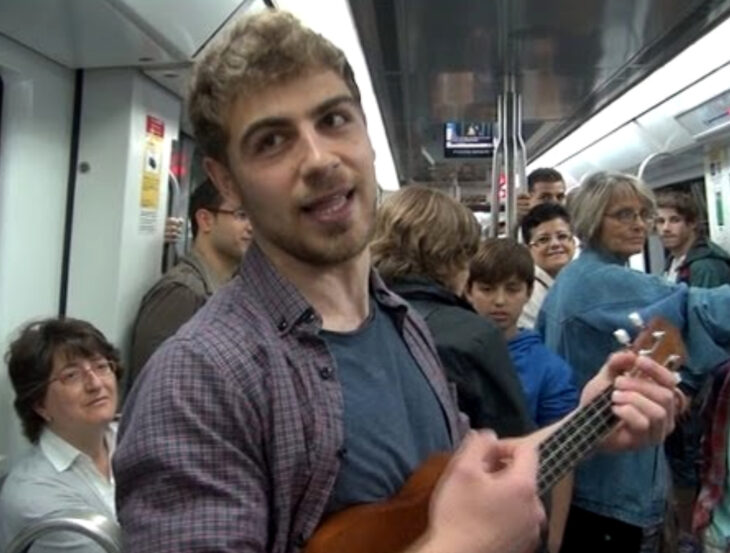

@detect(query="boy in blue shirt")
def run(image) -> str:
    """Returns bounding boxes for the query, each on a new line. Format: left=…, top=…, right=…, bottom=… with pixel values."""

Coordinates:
left=466, top=237, right=579, bottom=426
left=466, top=236, right=579, bottom=553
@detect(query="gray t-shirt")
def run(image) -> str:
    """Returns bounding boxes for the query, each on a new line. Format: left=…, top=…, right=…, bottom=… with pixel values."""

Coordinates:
left=322, top=300, right=451, bottom=514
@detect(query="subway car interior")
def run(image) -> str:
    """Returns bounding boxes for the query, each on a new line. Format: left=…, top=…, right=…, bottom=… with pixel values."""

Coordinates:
left=2, top=0, right=730, bottom=551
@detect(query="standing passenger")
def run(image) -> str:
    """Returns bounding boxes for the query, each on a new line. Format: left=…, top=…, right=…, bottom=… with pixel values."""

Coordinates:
left=370, top=186, right=533, bottom=437
left=539, top=171, right=730, bottom=553
left=466, top=237, right=578, bottom=553
left=0, top=318, right=121, bottom=552
left=656, top=190, right=730, bottom=287
left=516, top=168, right=568, bottom=221
left=519, top=203, right=575, bottom=328
left=655, top=189, right=730, bottom=551
left=114, top=12, right=682, bottom=553
left=127, top=178, right=252, bottom=389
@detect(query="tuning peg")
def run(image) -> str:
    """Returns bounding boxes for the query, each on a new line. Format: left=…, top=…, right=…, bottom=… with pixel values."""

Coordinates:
left=628, top=312, right=645, bottom=329
left=664, top=354, right=682, bottom=372
left=613, top=328, right=631, bottom=347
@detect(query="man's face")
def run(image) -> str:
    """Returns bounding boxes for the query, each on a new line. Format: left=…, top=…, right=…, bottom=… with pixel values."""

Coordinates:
left=208, top=199, right=253, bottom=263
left=529, top=180, right=566, bottom=208
left=656, top=207, right=695, bottom=253
left=207, top=69, right=377, bottom=268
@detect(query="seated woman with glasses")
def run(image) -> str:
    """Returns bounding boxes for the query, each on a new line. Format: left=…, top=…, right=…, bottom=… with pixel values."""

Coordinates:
left=519, top=203, right=576, bottom=328
left=537, top=171, right=730, bottom=553
left=0, top=318, right=120, bottom=552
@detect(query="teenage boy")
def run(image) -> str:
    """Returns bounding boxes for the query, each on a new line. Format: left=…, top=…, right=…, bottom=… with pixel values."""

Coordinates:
left=467, top=237, right=579, bottom=553
left=466, top=237, right=578, bottom=428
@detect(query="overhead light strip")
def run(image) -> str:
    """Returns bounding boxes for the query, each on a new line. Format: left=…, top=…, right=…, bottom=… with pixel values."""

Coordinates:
left=528, top=16, right=730, bottom=172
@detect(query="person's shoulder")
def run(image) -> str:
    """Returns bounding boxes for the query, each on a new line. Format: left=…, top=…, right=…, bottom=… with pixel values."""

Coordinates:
left=138, top=260, right=207, bottom=310
left=428, top=308, right=507, bottom=364
left=160, top=256, right=210, bottom=294
left=136, top=277, right=284, bottom=391
left=430, top=302, right=500, bottom=340
left=0, top=449, right=77, bottom=514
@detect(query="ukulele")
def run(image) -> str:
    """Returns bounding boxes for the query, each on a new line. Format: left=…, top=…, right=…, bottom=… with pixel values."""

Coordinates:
left=303, top=316, right=685, bottom=553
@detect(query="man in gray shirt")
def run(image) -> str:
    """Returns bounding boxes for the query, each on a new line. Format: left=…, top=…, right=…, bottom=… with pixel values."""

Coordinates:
left=127, top=178, right=252, bottom=389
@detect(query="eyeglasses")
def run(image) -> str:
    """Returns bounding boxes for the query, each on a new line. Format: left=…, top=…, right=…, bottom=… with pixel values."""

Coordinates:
left=529, top=232, right=574, bottom=248
left=209, top=208, right=248, bottom=221
left=605, top=208, right=655, bottom=225
left=48, top=359, right=116, bottom=388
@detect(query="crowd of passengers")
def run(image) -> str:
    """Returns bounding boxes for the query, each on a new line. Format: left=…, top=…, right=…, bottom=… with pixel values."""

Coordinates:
left=1, top=10, right=730, bottom=553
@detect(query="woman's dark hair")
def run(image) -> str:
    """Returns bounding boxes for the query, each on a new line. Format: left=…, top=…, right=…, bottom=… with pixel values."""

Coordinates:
left=5, top=317, right=122, bottom=443
left=521, top=203, right=572, bottom=245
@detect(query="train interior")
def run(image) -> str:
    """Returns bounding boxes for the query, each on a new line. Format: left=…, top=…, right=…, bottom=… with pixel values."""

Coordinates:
left=1, top=0, right=730, bottom=507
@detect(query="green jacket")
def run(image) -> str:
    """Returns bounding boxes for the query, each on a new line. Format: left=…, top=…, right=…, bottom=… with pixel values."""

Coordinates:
left=666, top=237, right=730, bottom=288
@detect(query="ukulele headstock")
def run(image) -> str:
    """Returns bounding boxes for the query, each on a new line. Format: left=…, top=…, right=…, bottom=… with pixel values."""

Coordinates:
left=614, top=313, right=686, bottom=371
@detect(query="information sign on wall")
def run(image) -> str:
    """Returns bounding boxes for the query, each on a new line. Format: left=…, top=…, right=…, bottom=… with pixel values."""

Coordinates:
left=140, top=115, right=165, bottom=233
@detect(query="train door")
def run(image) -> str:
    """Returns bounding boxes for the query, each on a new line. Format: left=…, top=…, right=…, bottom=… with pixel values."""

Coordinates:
left=0, top=35, right=76, bottom=471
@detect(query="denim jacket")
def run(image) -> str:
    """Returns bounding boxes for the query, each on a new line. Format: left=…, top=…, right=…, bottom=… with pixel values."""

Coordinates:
left=537, top=248, right=730, bottom=527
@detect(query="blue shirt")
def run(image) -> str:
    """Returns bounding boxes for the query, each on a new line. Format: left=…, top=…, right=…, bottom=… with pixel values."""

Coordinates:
left=538, top=247, right=730, bottom=527
left=322, top=300, right=452, bottom=514
left=507, top=329, right=579, bottom=427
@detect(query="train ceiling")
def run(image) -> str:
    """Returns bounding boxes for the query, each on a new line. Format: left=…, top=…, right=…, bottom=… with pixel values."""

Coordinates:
left=349, top=0, right=730, bottom=196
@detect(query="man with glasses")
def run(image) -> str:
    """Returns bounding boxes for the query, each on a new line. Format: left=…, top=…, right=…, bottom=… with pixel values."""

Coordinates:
left=519, top=203, right=576, bottom=328
left=127, top=178, right=253, bottom=390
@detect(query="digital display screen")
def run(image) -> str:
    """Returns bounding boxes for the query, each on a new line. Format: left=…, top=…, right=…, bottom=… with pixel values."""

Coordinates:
left=444, top=122, right=494, bottom=158
left=676, top=88, right=730, bottom=138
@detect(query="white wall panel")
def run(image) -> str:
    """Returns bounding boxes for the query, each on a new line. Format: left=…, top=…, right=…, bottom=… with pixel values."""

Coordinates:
left=67, top=69, right=180, bottom=357
left=0, top=35, right=74, bottom=470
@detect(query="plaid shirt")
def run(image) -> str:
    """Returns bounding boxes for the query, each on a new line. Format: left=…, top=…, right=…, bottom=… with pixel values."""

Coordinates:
left=693, top=361, right=730, bottom=534
left=115, top=243, right=462, bottom=553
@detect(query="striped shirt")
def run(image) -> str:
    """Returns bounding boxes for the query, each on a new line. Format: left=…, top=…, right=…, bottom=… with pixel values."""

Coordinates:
left=114, top=243, right=462, bottom=553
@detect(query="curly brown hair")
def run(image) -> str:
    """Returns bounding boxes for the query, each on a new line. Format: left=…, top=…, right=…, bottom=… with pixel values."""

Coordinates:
left=188, top=10, right=362, bottom=164
left=371, top=186, right=481, bottom=288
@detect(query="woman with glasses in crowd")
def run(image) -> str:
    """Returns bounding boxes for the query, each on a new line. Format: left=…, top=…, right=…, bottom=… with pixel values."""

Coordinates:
left=0, top=318, right=120, bottom=552
left=538, top=171, right=730, bottom=553
left=519, top=203, right=576, bottom=329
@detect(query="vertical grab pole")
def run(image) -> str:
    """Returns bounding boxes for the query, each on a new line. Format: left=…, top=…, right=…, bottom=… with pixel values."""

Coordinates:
left=513, top=90, right=527, bottom=239
left=490, top=95, right=503, bottom=237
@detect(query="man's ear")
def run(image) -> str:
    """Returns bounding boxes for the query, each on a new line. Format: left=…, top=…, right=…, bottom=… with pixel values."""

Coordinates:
left=204, top=157, right=240, bottom=204
left=195, top=207, right=215, bottom=235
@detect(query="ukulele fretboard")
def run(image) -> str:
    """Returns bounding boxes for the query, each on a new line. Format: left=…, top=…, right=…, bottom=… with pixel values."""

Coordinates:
left=537, top=385, right=618, bottom=495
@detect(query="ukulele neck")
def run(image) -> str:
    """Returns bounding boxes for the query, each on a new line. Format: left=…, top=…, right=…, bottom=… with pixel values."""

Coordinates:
left=537, top=385, right=617, bottom=495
